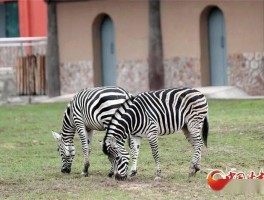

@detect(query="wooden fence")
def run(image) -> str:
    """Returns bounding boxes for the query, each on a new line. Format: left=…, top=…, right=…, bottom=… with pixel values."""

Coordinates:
left=16, top=55, right=46, bottom=95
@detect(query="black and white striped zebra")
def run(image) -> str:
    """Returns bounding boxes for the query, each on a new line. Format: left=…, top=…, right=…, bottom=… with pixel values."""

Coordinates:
left=103, top=87, right=209, bottom=180
left=52, top=86, right=133, bottom=176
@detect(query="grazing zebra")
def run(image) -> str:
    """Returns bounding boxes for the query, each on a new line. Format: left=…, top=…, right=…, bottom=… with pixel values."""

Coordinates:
left=52, top=86, right=133, bottom=176
left=103, top=87, right=209, bottom=180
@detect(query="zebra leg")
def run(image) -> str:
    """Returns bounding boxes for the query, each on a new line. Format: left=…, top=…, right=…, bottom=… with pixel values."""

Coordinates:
left=148, top=134, right=161, bottom=179
left=182, top=124, right=192, bottom=144
left=76, top=126, right=90, bottom=177
left=87, top=129, right=94, bottom=155
left=129, top=136, right=142, bottom=177
left=108, top=167, right=114, bottom=178
left=186, top=120, right=204, bottom=177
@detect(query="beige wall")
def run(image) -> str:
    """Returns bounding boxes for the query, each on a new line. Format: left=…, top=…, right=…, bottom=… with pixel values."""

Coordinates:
left=162, top=0, right=264, bottom=59
left=57, top=2, right=91, bottom=62
left=57, top=0, right=264, bottom=62
left=162, top=1, right=202, bottom=58
left=57, top=0, right=148, bottom=63
left=222, top=1, right=264, bottom=54
left=56, top=0, right=264, bottom=94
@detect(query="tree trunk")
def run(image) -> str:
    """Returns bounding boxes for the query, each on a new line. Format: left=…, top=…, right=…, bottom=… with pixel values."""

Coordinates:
left=148, top=0, right=164, bottom=91
left=46, top=2, right=60, bottom=97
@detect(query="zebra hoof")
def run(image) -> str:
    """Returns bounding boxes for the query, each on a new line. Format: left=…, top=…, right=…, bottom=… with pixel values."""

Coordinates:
left=81, top=172, right=88, bottom=177
left=188, top=164, right=200, bottom=177
left=129, top=170, right=137, bottom=177
left=61, top=168, right=71, bottom=174
left=154, top=176, right=161, bottom=181
left=108, top=171, right=114, bottom=178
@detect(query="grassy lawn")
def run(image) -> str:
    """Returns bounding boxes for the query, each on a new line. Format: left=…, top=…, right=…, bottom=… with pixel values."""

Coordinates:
left=0, top=100, right=263, bottom=199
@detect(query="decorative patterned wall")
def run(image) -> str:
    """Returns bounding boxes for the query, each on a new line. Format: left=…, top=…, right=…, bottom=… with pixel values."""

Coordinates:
left=228, top=52, right=264, bottom=95
left=59, top=53, right=264, bottom=96
left=0, top=68, right=16, bottom=101
left=0, top=45, right=46, bottom=69
left=60, top=60, right=94, bottom=95
left=116, top=57, right=201, bottom=95
left=164, top=57, right=201, bottom=89
left=117, top=59, right=149, bottom=95
left=1, top=46, right=263, bottom=97
left=116, top=54, right=264, bottom=96
left=0, top=47, right=20, bottom=68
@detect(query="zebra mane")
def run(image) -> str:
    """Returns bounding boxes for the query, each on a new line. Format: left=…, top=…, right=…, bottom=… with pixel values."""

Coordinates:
left=117, top=86, right=134, bottom=101
left=61, top=100, right=75, bottom=134
left=111, top=97, right=134, bottom=125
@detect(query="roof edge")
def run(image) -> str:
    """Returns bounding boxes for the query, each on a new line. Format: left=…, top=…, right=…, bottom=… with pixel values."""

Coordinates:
left=45, top=0, right=91, bottom=3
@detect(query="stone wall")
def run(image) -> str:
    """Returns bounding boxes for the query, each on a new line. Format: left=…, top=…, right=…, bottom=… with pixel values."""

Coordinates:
left=0, top=47, right=21, bottom=69
left=0, top=44, right=47, bottom=102
left=117, top=54, right=264, bottom=96
left=0, top=45, right=46, bottom=69
left=0, top=47, right=19, bottom=101
left=116, top=57, right=201, bottom=95
left=0, top=68, right=17, bottom=101
left=60, top=60, right=94, bottom=95
left=228, top=52, right=264, bottom=95
left=164, top=56, right=201, bottom=89
left=58, top=53, right=264, bottom=96
left=117, top=59, right=149, bottom=95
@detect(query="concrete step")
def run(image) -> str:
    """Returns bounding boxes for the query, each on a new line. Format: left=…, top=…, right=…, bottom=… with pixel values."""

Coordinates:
left=195, top=86, right=262, bottom=99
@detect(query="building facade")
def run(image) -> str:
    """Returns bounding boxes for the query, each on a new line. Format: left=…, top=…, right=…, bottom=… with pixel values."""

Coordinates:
left=56, top=0, right=264, bottom=95
left=0, top=0, right=47, bottom=38
left=0, top=0, right=47, bottom=101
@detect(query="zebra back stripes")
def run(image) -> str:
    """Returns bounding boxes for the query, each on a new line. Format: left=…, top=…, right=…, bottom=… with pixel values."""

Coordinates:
left=52, top=86, right=133, bottom=176
left=103, top=87, right=209, bottom=180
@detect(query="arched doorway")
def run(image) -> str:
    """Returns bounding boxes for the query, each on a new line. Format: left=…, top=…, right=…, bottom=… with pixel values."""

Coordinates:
left=208, top=7, right=227, bottom=86
left=200, top=6, right=227, bottom=86
left=100, top=16, right=116, bottom=86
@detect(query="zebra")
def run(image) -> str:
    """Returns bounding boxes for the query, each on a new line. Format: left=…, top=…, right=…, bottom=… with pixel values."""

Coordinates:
left=52, top=86, right=133, bottom=177
left=103, top=87, right=209, bottom=180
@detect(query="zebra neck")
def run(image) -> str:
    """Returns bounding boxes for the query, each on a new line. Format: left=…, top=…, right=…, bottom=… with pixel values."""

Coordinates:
left=62, top=103, right=76, bottom=133
left=114, top=99, right=135, bottom=135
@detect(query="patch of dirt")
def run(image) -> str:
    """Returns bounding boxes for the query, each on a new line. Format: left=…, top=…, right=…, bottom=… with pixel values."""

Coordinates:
left=42, top=165, right=58, bottom=171
left=50, top=183, right=77, bottom=191
left=1, top=143, right=16, bottom=149
left=17, top=140, right=46, bottom=147
left=119, top=181, right=151, bottom=191
left=0, top=179, right=26, bottom=199
left=207, top=146, right=237, bottom=154
left=0, top=179, right=24, bottom=186
left=116, top=176, right=209, bottom=199
left=118, top=177, right=174, bottom=193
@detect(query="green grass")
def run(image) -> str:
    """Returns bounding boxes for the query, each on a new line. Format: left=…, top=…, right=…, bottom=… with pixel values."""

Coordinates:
left=0, top=100, right=264, bottom=199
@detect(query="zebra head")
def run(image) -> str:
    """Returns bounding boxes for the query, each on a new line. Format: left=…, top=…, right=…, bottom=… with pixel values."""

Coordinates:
left=103, top=136, right=130, bottom=180
left=52, top=131, right=75, bottom=174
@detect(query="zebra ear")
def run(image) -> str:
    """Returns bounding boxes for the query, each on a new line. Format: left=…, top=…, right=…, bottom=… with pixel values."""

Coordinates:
left=52, top=131, right=61, bottom=141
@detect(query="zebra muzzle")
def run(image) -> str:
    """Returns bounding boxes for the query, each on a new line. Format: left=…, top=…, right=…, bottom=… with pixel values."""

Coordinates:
left=61, top=167, right=71, bottom=174
left=115, top=173, right=127, bottom=181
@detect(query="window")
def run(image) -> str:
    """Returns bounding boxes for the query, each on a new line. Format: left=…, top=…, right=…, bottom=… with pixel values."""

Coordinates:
left=0, top=1, right=19, bottom=38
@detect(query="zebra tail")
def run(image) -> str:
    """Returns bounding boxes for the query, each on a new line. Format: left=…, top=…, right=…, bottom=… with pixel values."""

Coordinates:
left=202, top=116, right=209, bottom=147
